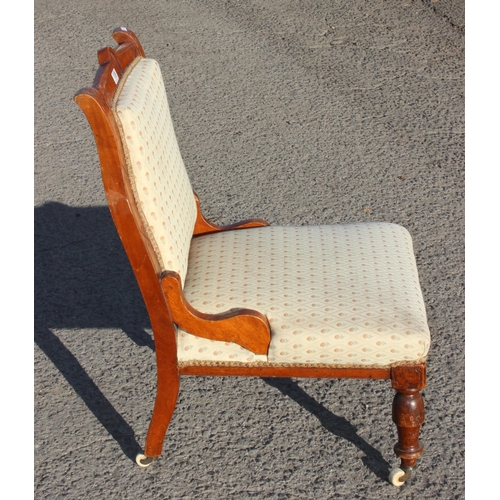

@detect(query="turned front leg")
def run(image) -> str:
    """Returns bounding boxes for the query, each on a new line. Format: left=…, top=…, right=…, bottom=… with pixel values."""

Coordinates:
left=392, top=388, right=425, bottom=468
left=391, top=364, right=426, bottom=471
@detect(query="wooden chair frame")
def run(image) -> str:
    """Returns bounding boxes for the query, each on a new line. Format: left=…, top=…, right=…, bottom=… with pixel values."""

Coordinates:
left=74, top=28, right=426, bottom=485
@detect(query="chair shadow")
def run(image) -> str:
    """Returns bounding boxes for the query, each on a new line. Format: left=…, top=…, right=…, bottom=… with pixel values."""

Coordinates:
left=35, top=326, right=141, bottom=461
left=262, top=378, right=391, bottom=482
left=34, top=202, right=154, bottom=462
left=34, top=202, right=152, bottom=340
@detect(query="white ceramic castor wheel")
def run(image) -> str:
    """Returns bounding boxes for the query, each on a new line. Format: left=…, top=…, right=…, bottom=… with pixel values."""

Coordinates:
left=389, top=467, right=411, bottom=486
left=136, top=453, right=156, bottom=468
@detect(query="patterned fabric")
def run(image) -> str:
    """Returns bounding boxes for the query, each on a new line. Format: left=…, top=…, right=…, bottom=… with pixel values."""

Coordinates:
left=111, top=58, right=429, bottom=367
left=177, top=224, right=430, bottom=366
left=114, top=58, right=197, bottom=283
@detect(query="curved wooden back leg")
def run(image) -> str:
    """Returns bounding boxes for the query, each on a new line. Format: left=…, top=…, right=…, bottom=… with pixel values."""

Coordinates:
left=143, top=366, right=180, bottom=460
left=141, top=318, right=181, bottom=461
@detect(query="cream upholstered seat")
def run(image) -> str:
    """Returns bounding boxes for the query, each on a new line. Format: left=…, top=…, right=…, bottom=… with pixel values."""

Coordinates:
left=75, top=28, right=430, bottom=485
left=180, top=224, right=430, bottom=366
left=114, top=57, right=430, bottom=368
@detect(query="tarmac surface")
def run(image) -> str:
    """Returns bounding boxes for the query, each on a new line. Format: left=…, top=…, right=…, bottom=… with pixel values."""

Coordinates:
left=35, top=1, right=464, bottom=498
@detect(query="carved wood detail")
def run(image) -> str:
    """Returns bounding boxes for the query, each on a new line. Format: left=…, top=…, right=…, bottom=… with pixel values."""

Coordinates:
left=391, top=364, right=426, bottom=468
left=161, top=271, right=271, bottom=355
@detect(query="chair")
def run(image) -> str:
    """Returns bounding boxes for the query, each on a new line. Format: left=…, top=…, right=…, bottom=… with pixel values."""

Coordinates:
left=74, top=28, right=430, bottom=486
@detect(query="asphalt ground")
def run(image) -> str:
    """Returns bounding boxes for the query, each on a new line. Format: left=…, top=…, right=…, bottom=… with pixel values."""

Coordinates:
left=34, top=1, right=465, bottom=498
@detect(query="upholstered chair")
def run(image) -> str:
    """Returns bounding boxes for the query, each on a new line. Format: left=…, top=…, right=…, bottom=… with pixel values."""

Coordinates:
left=75, top=28, right=430, bottom=487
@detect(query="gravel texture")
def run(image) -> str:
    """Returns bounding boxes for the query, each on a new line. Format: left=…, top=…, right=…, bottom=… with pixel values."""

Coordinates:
left=35, top=0, right=464, bottom=498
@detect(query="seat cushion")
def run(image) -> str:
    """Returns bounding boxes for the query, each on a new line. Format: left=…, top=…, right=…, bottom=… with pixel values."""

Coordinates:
left=177, top=223, right=430, bottom=367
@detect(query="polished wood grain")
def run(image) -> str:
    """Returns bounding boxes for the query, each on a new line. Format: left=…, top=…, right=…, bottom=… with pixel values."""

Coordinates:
left=161, top=271, right=270, bottom=355
left=391, top=363, right=426, bottom=468
left=75, top=27, right=178, bottom=458
left=193, top=192, right=269, bottom=236
left=180, top=364, right=391, bottom=379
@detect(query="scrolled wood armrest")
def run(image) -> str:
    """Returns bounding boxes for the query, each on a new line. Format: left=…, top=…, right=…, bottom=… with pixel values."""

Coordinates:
left=161, top=271, right=271, bottom=355
left=193, top=192, right=269, bottom=236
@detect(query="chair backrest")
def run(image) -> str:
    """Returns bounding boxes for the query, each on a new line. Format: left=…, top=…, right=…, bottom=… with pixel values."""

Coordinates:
left=74, top=28, right=183, bottom=359
left=113, top=58, right=197, bottom=283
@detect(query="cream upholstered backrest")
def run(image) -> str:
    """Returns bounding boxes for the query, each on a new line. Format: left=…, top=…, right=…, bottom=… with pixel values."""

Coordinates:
left=113, top=58, right=197, bottom=284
